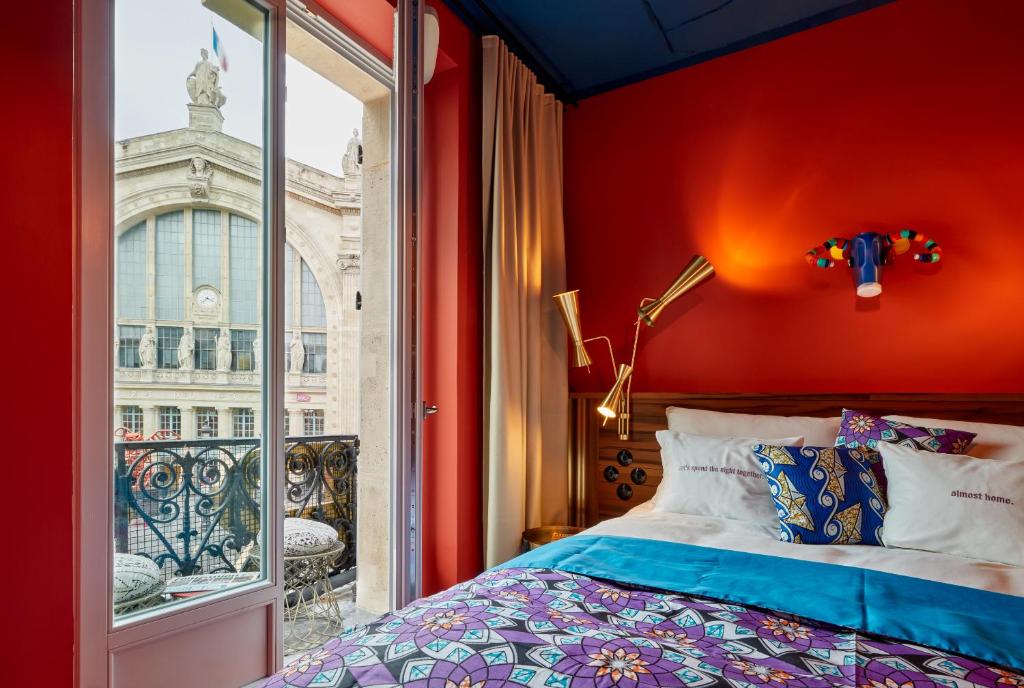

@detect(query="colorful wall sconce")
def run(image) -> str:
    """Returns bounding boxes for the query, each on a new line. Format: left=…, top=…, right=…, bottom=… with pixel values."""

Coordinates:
left=553, top=255, right=715, bottom=440
left=805, top=229, right=941, bottom=297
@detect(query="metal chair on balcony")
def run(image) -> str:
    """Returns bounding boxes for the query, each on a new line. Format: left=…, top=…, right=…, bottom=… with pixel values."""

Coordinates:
left=281, top=517, right=346, bottom=653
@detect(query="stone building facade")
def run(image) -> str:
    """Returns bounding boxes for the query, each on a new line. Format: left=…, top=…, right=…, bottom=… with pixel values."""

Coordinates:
left=113, top=51, right=361, bottom=441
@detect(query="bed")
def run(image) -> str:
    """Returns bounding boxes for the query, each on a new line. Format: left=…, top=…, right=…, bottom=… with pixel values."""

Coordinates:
left=264, top=393, right=1024, bottom=687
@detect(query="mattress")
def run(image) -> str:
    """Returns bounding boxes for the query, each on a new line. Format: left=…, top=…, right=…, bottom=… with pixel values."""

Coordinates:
left=262, top=503, right=1024, bottom=687
left=587, top=500, right=1024, bottom=597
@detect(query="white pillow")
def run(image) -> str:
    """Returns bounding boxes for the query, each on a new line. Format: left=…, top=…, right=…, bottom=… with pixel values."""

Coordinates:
left=880, top=442, right=1024, bottom=567
left=666, top=406, right=839, bottom=446
left=653, top=430, right=803, bottom=527
left=884, top=414, right=1024, bottom=461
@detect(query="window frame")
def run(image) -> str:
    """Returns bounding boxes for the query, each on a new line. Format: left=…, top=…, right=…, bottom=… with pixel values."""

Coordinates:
left=302, top=408, right=324, bottom=436
left=156, top=406, right=181, bottom=435
left=231, top=328, right=258, bottom=371
left=75, top=0, right=412, bottom=682
left=154, top=210, right=186, bottom=321
left=155, top=325, right=183, bottom=369
left=76, top=0, right=290, bottom=681
left=192, top=209, right=223, bottom=289
left=195, top=406, right=219, bottom=438
left=233, top=407, right=257, bottom=438
left=116, top=325, right=144, bottom=368
left=300, top=331, right=327, bottom=373
left=194, top=327, right=219, bottom=370
left=120, top=405, right=144, bottom=434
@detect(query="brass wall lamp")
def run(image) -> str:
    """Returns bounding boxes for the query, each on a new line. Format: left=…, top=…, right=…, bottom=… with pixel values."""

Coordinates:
left=554, top=255, right=715, bottom=439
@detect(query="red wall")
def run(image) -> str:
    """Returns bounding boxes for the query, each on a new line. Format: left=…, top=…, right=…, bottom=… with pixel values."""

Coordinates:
left=564, top=0, right=1024, bottom=395
left=421, top=1, right=484, bottom=595
left=0, top=3, right=75, bottom=686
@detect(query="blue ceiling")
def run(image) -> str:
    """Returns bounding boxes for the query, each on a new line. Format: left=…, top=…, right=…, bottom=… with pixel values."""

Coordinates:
left=442, top=0, right=892, bottom=102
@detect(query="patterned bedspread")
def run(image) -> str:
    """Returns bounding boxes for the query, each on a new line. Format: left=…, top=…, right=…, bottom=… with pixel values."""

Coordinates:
left=263, top=567, right=1023, bottom=688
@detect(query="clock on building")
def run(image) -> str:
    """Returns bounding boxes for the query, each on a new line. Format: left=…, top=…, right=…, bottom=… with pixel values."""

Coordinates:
left=194, top=286, right=220, bottom=313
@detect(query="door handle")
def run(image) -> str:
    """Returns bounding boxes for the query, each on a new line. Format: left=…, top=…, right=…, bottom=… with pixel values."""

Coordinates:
left=422, top=403, right=439, bottom=417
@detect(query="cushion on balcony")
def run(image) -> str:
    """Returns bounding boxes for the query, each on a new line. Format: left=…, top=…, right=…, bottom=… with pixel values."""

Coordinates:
left=283, top=517, right=341, bottom=557
left=113, top=553, right=164, bottom=603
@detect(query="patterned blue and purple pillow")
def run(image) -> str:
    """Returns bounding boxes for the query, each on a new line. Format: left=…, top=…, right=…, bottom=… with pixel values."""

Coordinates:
left=835, top=409, right=976, bottom=454
left=753, top=444, right=886, bottom=546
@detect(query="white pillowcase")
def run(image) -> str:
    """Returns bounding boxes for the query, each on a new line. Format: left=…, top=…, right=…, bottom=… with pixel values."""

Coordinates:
left=666, top=406, right=839, bottom=446
left=653, top=430, right=802, bottom=528
left=880, top=442, right=1024, bottom=567
left=884, top=414, right=1024, bottom=461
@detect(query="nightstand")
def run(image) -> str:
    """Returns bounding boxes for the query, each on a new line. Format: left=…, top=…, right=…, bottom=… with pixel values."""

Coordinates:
left=522, top=525, right=584, bottom=551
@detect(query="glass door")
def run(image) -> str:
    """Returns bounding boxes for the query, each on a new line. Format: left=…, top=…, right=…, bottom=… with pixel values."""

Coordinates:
left=80, top=0, right=417, bottom=682
left=113, top=0, right=272, bottom=622
left=112, top=0, right=272, bottom=625
left=279, top=10, right=395, bottom=653
left=81, top=0, right=286, bottom=685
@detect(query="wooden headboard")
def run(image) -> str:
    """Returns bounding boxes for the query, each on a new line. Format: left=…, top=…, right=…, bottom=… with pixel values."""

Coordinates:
left=568, top=392, right=1024, bottom=527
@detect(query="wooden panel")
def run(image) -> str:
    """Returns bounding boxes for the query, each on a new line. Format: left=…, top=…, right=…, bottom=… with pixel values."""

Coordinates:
left=112, top=604, right=271, bottom=688
left=569, top=393, right=1024, bottom=528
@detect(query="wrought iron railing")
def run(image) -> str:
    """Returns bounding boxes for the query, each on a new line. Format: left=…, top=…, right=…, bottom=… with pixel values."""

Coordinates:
left=114, top=435, right=358, bottom=580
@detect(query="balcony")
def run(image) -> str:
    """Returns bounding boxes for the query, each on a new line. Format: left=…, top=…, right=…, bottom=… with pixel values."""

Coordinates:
left=113, top=434, right=359, bottom=615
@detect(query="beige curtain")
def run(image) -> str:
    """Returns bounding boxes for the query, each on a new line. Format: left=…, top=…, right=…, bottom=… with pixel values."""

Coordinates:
left=482, top=36, right=568, bottom=567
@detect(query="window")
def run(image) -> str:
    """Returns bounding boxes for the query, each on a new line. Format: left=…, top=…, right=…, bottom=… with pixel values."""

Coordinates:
left=155, top=211, right=185, bottom=320
left=158, top=406, right=181, bottom=435
left=285, top=243, right=294, bottom=327
left=196, top=407, right=218, bottom=438
left=194, top=328, right=219, bottom=370
left=117, top=223, right=147, bottom=319
left=231, top=329, right=256, bottom=371
left=120, top=406, right=143, bottom=434
left=232, top=408, right=255, bottom=438
left=302, top=409, right=324, bottom=436
left=156, top=326, right=183, bottom=369
left=300, top=260, right=326, bottom=327
left=302, top=332, right=327, bottom=373
left=117, top=325, right=144, bottom=368
left=107, top=0, right=271, bottom=631
left=229, top=214, right=259, bottom=324
left=192, top=209, right=221, bottom=289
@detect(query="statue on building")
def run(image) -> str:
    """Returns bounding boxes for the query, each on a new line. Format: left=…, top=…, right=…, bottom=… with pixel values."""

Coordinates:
left=186, top=48, right=227, bottom=110
left=177, top=327, right=195, bottom=371
left=342, top=128, right=362, bottom=177
left=187, top=157, right=213, bottom=199
left=252, top=334, right=262, bottom=373
left=289, top=331, right=305, bottom=374
left=139, top=326, right=157, bottom=369
left=216, top=328, right=232, bottom=371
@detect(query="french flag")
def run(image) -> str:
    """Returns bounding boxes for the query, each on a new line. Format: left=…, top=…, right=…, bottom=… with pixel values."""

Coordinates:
left=212, top=27, right=229, bottom=72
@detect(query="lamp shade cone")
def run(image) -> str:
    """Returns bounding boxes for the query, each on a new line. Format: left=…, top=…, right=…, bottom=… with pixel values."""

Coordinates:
left=553, top=289, right=593, bottom=368
left=637, top=255, right=715, bottom=326
left=597, top=364, right=633, bottom=418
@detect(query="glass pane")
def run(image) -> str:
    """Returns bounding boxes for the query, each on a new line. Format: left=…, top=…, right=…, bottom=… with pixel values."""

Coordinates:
left=280, top=17, right=391, bottom=645
left=113, top=0, right=268, bottom=622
